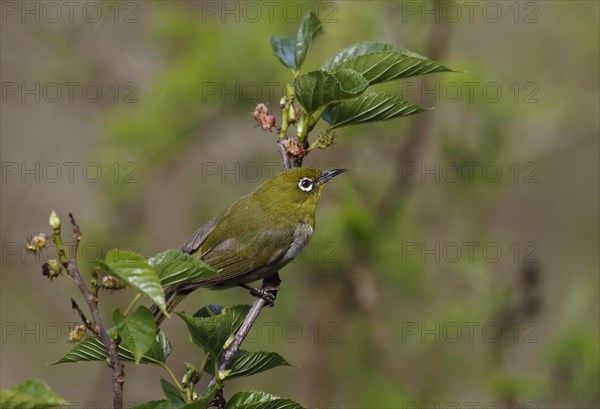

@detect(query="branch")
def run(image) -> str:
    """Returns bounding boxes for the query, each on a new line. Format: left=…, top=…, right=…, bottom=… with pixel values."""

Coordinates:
left=209, top=273, right=281, bottom=392
left=277, top=142, right=292, bottom=170
left=62, top=214, right=125, bottom=409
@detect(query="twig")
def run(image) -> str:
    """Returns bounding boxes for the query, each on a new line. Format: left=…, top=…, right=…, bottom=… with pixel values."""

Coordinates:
left=209, top=273, right=281, bottom=393
left=63, top=213, right=125, bottom=409
left=70, top=298, right=96, bottom=335
left=277, top=142, right=292, bottom=170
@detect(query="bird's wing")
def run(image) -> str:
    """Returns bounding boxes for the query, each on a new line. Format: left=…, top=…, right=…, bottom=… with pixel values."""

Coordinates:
left=180, top=217, right=218, bottom=254
left=197, top=227, right=296, bottom=286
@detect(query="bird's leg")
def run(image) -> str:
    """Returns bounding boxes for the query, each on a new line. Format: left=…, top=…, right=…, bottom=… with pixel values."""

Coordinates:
left=240, top=272, right=281, bottom=306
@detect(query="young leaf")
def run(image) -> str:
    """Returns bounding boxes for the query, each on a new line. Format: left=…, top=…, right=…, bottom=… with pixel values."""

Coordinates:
left=160, top=378, right=185, bottom=408
left=177, top=312, right=235, bottom=359
left=323, top=92, right=427, bottom=129
left=148, top=249, right=219, bottom=287
left=178, top=304, right=251, bottom=359
left=115, top=306, right=157, bottom=364
left=204, top=350, right=291, bottom=380
left=0, top=379, right=66, bottom=409
left=53, top=330, right=171, bottom=365
left=270, top=11, right=323, bottom=71
left=294, top=11, right=323, bottom=69
left=270, top=36, right=297, bottom=70
left=225, top=391, right=305, bottom=409
left=180, top=383, right=218, bottom=409
left=102, top=249, right=167, bottom=314
left=293, top=69, right=368, bottom=113
left=323, top=41, right=453, bottom=84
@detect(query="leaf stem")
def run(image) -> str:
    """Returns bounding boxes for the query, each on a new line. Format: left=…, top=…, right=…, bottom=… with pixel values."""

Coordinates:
left=123, top=293, right=142, bottom=317
left=160, top=362, right=185, bottom=392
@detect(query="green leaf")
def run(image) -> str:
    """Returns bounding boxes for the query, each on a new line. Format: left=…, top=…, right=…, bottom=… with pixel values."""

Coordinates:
left=178, top=312, right=234, bottom=359
left=270, top=11, right=323, bottom=71
left=270, top=36, right=297, bottom=70
left=114, top=306, right=157, bottom=364
left=53, top=330, right=171, bottom=365
left=293, top=69, right=368, bottom=113
left=179, top=304, right=251, bottom=359
left=294, top=11, right=323, bottom=69
left=102, top=249, right=167, bottom=314
left=180, top=383, right=218, bottom=409
left=205, top=350, right=291, bottom=380
left=224, top=304, right=252, bottom=333
left=225, top=391, right=305, bottom=409
left=323, top=92, right=427, bottom=129
left=0, top=379, right=66, bottom=408
left=148, top=249, right=219, bottom=287
left=161, top=378, right=185, bottom=408
left=322, top=41, right=453, bottom=84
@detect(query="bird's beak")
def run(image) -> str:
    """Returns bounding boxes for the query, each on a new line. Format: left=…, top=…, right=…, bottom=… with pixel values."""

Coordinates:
left=315, top=168, right=347, bottom=185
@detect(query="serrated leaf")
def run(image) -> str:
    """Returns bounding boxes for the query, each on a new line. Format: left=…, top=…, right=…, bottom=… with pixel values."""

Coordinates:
left=115, top=306, right=156, bottom=364
left=225, top=391, right=305, bottom=409
left=148, top=249, right=219, bottom=287
left=323, top=41, right=453, bottom=84
left=0, top=379, right=66, bottom=408
left=102, top=249, right=167, bottom=314
left=161, top=378, right=184, bottom=407
left=53, top=330, right=171, bottom=365
left=323, top=92, right=427, bottom=129
left=270, top=11, right=323, bottom=71
left=294, top=11, right=323, bottom=69
left=178, top=305, right=251, bottom=358
left=178, top=312, right=234, bottom=358
left=293, top=69, right=368, bottom=113
left=322, top=41, right=411, bottom=70
left=204, top=350, right=291, bottom=380
left=180, top=383, right=218, bottom=409
left=225, top=304, right=252, bottom=333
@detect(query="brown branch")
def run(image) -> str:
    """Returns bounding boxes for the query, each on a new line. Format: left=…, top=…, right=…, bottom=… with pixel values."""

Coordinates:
left=209, top=273, right=281, bottom=395
left=64, top=213, right=125, bottom=409
left=70, top=298, right=96, bottom=335
left=277, top=142, right=292, bottom=170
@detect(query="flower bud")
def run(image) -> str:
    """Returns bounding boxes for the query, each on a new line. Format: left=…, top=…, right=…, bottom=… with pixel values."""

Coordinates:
left=252, top=103, right=276, bottom=131
left=281, top=138, right=306, bottom=158
left=101, top=275, right=126, bottom=290
left=42, top=259, right=63, bottom=280
left=68, top=324, right=87, bottom=343
left=25, top=233, right=47, bottom=253
left=314, top=130, right=337, bottom=150
left=49, top=210, right=61, bottom=230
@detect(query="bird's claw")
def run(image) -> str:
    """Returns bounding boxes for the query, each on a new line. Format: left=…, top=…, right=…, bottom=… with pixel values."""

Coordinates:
left=248, top=286, right=279, bottom=306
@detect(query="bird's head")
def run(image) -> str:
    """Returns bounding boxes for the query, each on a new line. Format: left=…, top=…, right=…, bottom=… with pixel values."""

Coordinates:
left=258, top=168, right=346, bottom=210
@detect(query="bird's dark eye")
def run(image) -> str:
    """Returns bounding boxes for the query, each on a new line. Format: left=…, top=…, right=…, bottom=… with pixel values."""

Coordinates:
left=298, top=177, right=313, bottom=192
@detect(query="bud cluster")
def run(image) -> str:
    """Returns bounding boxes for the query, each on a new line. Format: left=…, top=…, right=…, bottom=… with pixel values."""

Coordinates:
left=281, top=138, right=306, bottom=158
left=252, top=103, right=276, bottom=131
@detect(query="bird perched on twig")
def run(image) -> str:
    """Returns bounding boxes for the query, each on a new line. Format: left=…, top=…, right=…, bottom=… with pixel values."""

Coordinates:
left=152, top=167, right=345, bottom=325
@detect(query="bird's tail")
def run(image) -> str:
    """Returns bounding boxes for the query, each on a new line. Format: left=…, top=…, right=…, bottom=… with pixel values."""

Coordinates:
left=151, top=287, right=188, bottom=327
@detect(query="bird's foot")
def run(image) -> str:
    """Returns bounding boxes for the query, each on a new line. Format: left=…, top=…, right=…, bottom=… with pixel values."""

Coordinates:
left=241, top=273, right=281, bottom=307
left=247, top=285, right=279, bottom=306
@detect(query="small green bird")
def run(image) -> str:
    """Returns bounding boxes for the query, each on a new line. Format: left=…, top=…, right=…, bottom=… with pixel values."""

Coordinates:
left=153, top=167, right=345, bottom=325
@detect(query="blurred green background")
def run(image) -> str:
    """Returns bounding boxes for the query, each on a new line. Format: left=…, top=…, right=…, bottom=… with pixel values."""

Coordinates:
left=1, top=1, right=598, bottom=408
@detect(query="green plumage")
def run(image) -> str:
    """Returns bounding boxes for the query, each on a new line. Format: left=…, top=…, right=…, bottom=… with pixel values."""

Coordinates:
left=153, top=167, right=345, bottom=325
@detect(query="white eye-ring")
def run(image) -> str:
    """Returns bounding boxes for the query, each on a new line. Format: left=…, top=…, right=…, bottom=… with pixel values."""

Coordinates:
left=298, top=177, right=313, bottom=192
